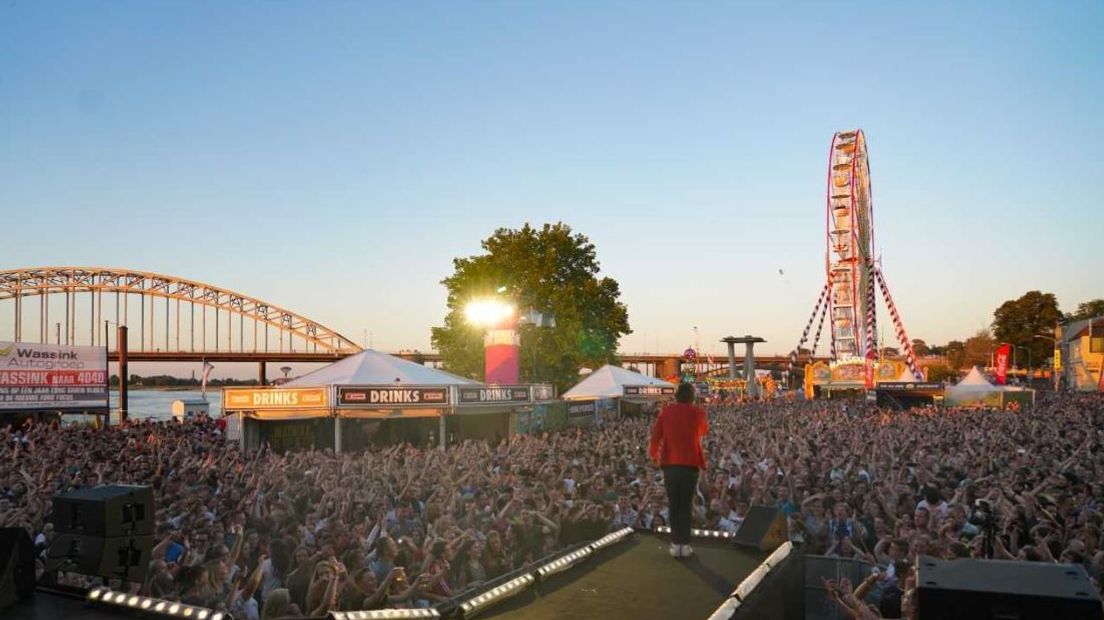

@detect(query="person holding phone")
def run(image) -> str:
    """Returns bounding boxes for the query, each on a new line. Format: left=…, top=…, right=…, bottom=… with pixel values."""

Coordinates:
left=649, top=382, right=708, bottom=558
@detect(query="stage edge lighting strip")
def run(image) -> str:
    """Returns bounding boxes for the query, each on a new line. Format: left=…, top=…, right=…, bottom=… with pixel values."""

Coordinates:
left=87, top=587, right=230, bottom=620
left=330, top=609, right=440, bottom=619
left=588, top=526, right=634, bottom=552
left=458, top=573, right=535, bottom=618
left=535, top=546, right=594, bottom=579
left=653, top=526, right=735, bottom=539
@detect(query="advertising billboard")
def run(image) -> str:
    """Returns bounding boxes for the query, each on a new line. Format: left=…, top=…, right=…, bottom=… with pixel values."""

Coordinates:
left=223, top=387, right=328, bottom=410
left=457, top=385, right=530, bottom=405
left=0, top=342, right=108, bottom=411
left=336, top=386, right=449, bottom=408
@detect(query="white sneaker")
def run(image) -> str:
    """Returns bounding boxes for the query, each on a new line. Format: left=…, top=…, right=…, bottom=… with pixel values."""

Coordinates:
left=669, top=543, right=681, bottom=557
left=680, top=544, right=694, bottom=558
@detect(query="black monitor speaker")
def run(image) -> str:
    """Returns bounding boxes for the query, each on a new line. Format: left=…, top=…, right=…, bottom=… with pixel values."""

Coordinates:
left=917, top=555, right=1103, bottom=620
left=0, top=528, right=34, bottom=610
left=51, top=485, right=154, bottom=537
left=47, top=533, right=151, bottom=582
left=732, top=506, right=788, bottom=551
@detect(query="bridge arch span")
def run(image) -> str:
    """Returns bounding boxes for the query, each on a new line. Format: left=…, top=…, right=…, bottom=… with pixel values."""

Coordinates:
left=0, top=267, right=362, bottom=356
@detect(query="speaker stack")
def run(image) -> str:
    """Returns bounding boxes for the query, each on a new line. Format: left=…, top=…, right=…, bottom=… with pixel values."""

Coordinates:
left=918, top=555, right=1104, bottom=620
left=48, top=485, right=155, bottom=583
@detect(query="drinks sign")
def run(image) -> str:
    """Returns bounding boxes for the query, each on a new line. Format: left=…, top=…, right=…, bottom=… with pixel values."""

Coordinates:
left=337, top=386, right=449, bottom=408
left=0, top=342, right=108, bottom=410
left=622, top=385, right=675, bottom=397
left=567, top=400, right=596, bottom=419
left=223, top=388, right=328, bottom=409
left=458, top=386, right=530, bottom=405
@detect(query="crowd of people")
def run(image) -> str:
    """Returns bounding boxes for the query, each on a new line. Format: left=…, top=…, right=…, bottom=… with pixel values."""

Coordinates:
left=2, top=391, right=1102, bottom=620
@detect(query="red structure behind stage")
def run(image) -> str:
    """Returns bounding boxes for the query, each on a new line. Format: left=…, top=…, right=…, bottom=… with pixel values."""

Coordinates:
left=484, top=328, right=520, bottom=384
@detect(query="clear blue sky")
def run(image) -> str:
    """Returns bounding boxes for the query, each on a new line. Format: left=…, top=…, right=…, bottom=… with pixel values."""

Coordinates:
left=2, top=1, right=1103, bottom=377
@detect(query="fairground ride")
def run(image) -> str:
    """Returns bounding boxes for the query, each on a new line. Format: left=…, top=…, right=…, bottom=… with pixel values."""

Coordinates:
left=789, top=130, right=922, bottom=381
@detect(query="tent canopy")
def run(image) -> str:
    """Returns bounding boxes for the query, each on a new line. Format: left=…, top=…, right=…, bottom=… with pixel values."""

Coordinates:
left=286, top=349, right=478, bottom=387
left=949, top=367, right=997, bottom=392
left=562, top=364, right=674, bottom=400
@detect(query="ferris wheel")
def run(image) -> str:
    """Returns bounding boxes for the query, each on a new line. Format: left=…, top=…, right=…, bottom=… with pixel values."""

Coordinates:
left=790, top=130, right=922, bottom=379
left=827, top=130, right=875, bottom=360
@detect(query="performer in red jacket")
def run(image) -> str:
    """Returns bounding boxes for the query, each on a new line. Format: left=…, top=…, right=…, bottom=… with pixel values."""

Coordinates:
left=648, top=382, right=708, bottom=558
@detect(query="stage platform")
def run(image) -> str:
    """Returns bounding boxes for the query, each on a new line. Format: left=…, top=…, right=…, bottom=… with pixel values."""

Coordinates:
left=479, top=534, right=768, bottom=620
left=7, top=534, right=789, bottom=620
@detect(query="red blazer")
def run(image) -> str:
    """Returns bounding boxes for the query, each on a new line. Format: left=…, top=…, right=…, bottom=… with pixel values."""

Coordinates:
left=648, top=402, right=708, bottom=469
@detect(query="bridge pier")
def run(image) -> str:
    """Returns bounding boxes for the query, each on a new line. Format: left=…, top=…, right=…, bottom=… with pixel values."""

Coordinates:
left=117, top=325, right=128, bottom=426
left=258, top=361, right=267, bottom=386
left=721, top=335, right=766, bottom=398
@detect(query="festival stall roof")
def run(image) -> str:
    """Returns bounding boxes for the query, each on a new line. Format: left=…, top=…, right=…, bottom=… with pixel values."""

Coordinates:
left=562, top=364, right=675, bottom=401
left=286, top=349, right=479, bottom=387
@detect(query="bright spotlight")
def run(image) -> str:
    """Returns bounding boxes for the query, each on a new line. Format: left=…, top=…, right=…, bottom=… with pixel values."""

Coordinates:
left=464, top=299, right=516, bottom=327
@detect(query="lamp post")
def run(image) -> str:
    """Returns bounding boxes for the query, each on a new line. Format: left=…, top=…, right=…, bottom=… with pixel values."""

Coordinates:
left=1013, top=345, right=1031, bottom=384
left=1035, top=332, right=1059, bottom=390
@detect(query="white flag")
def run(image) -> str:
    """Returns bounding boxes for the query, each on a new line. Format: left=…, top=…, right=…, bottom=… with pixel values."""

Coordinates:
left=201, top=361, right=215, bottom=399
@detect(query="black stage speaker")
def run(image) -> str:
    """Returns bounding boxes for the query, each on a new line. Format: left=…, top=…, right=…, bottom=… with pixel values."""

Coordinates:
left=52, top=485, right=154, bottom=537
left=917, top=555, right=1103, bottom=620
left=47, top=533, right=151, bottom=582
left=0, top=528, right=35, bottom=610
left=732, top=506, right=787, bottom=551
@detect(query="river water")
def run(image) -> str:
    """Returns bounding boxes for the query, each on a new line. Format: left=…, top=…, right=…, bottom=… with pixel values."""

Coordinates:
left=106, top=389, right=224, bottom=422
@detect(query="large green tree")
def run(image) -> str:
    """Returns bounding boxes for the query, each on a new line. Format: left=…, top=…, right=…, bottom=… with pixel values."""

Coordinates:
left=1067, top=299, right=1104, bottom=322
left=992, top=291, right=1062, bottom=368
left=431, top=223, right=631, bottom=391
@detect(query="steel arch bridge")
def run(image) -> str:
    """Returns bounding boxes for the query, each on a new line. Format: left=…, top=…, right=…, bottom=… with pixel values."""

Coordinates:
left=0, top=267, right=362, bottom=362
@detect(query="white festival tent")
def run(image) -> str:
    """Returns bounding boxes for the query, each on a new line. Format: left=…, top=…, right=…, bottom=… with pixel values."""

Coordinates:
left=286, top=349, right=478, bottom=388
left=945, top=366, right=1035, bottom=407
left=563, top=364, right=674, bottom=401
left=949, top=366, right=997, bottom=392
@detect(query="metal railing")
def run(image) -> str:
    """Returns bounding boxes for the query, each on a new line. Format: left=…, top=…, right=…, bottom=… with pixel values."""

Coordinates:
left=803, top=555, right=875, bottom=620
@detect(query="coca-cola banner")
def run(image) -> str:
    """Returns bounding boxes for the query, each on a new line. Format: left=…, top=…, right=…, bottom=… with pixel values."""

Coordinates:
left=994, top=343, right=1011, bottom=385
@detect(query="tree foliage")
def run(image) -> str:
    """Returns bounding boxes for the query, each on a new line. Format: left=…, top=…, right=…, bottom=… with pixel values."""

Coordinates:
left=911, top=339, right=930, bottom=357
left=992, top=291, right=1062, bottom=368
left=963, top=329, right=995, bottom=369
left=1067, top=299, right=1104, bottom=322
left=431, top=223, right=631, bottom=391
left=944, top=340, right=966, bottom=369
left=924, top=363, right=957, bottom=383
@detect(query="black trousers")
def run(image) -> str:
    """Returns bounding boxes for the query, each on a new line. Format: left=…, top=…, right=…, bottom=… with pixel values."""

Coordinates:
left=663, top=465, right=699, bottom=545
